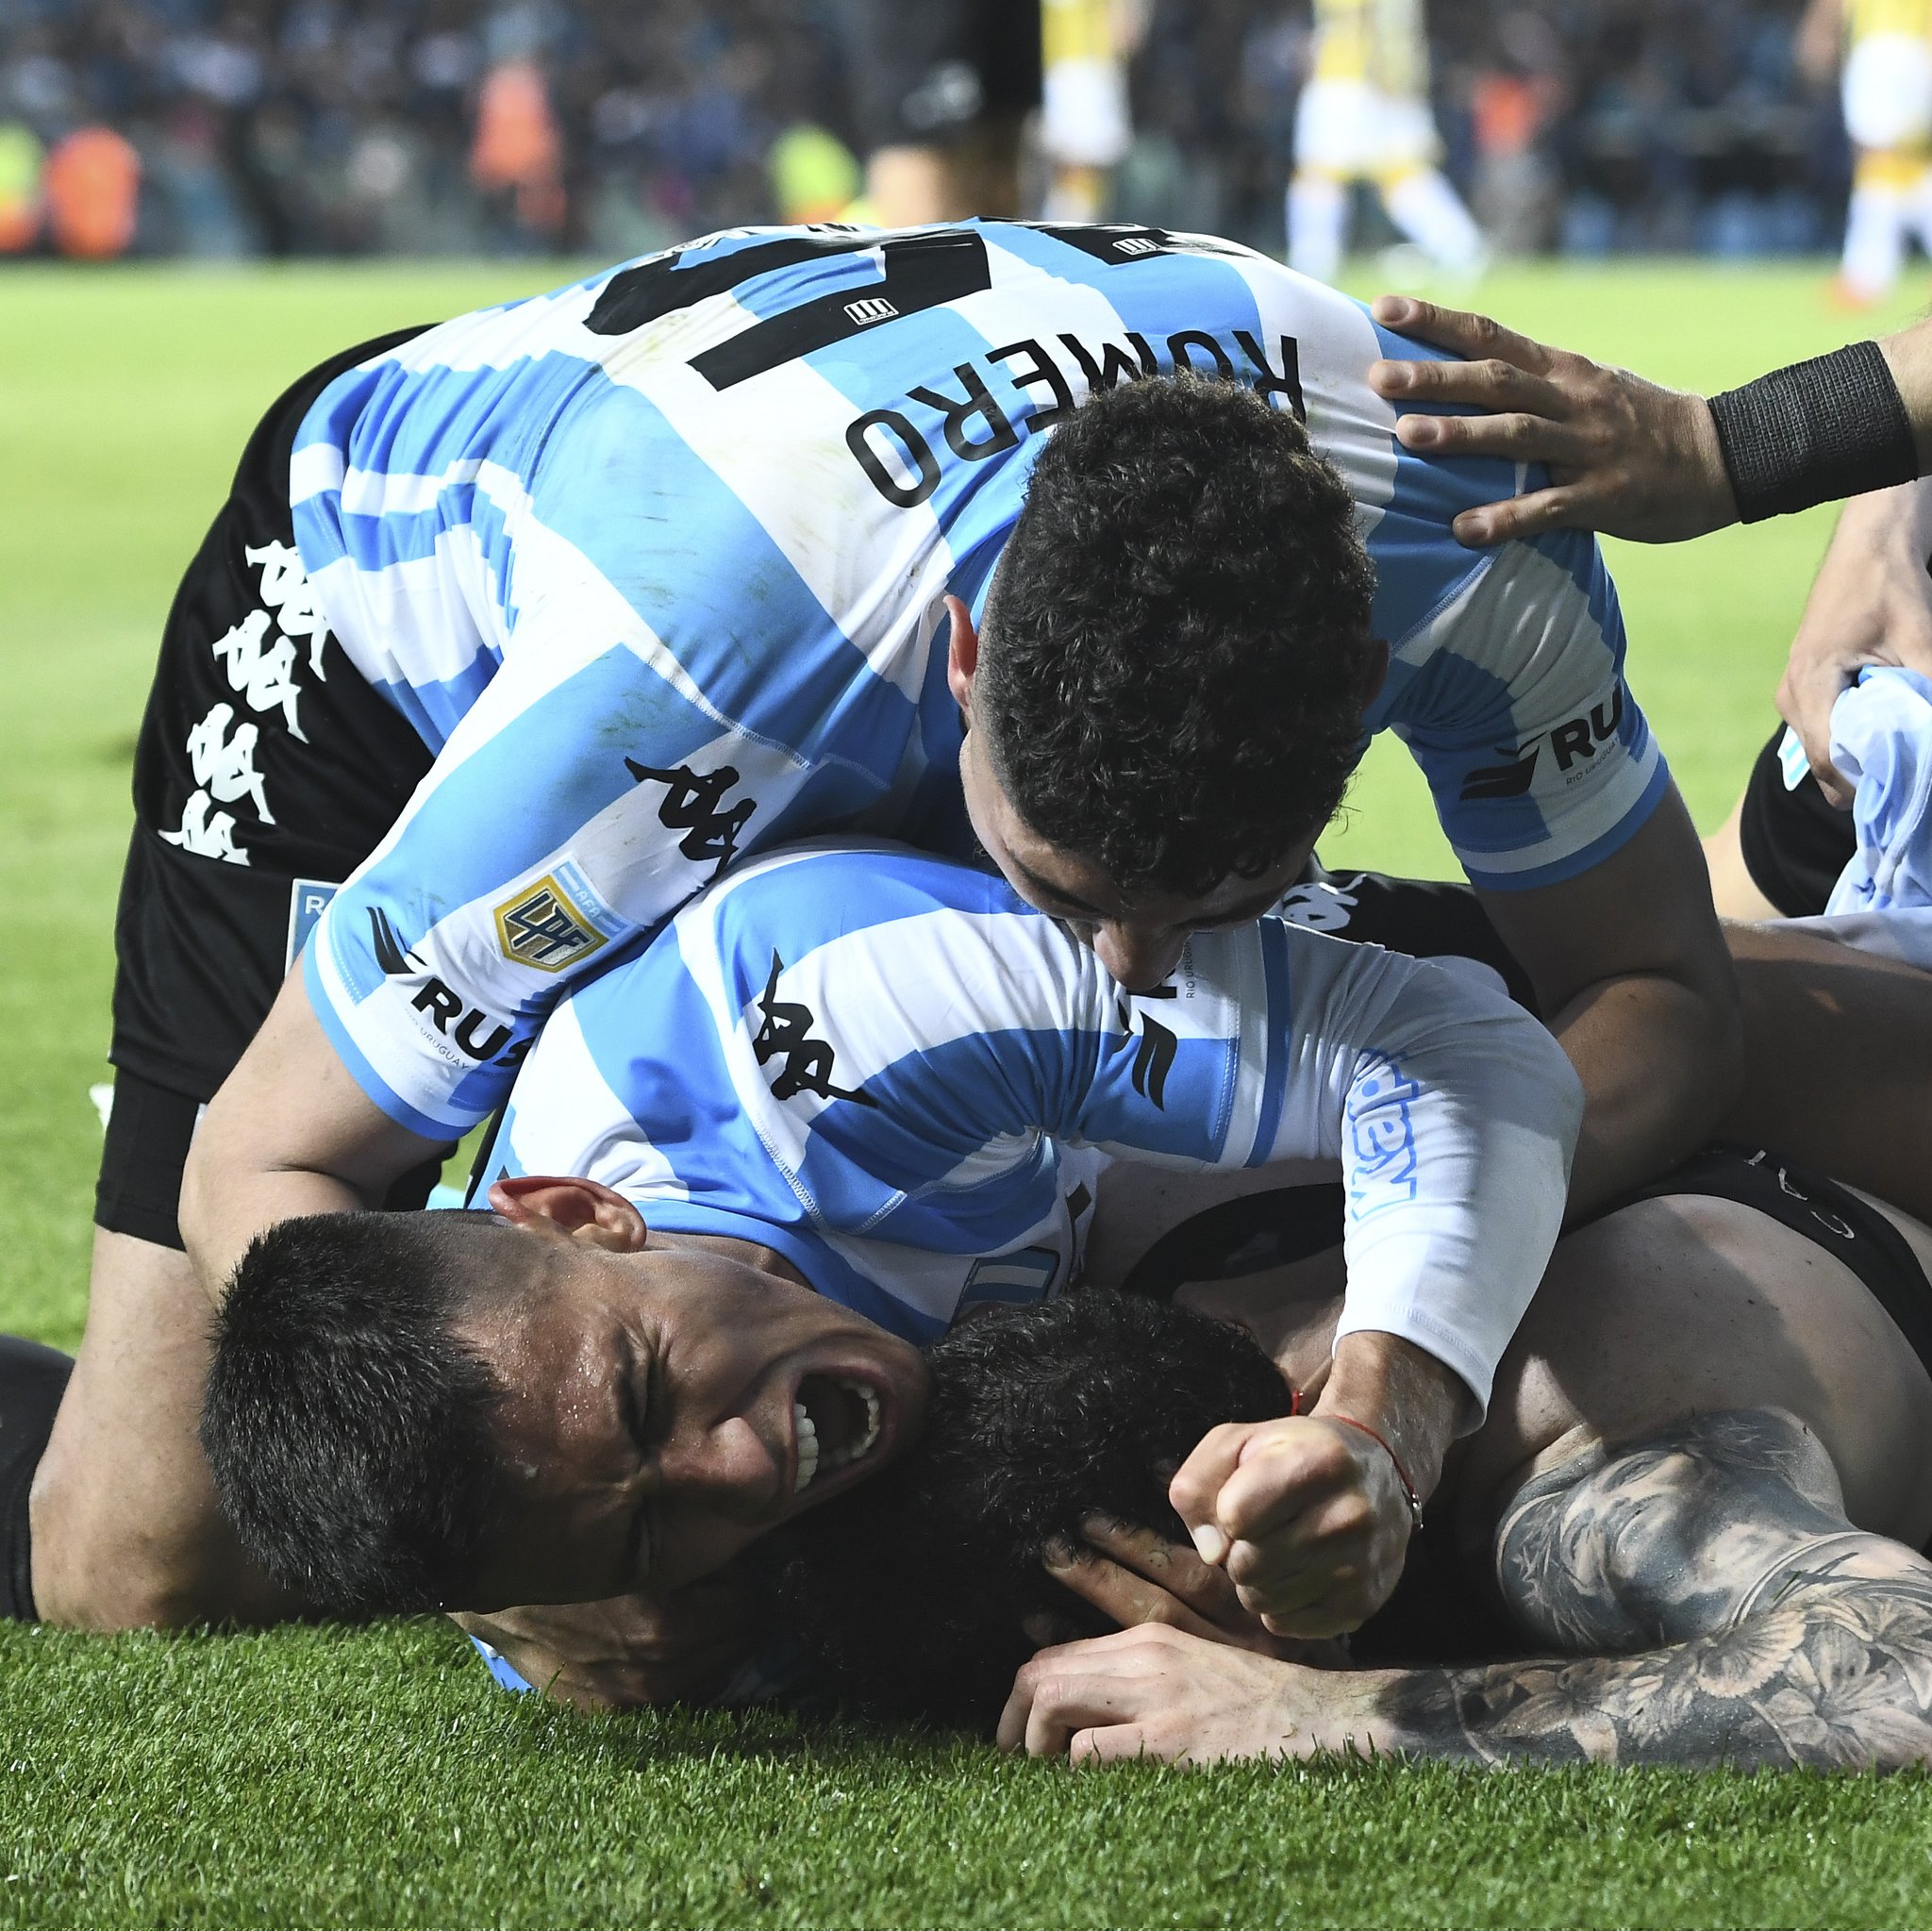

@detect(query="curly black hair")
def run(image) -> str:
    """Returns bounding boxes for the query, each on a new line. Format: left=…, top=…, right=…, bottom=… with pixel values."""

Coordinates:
left=201, top=1210, right=513, bottom=1618
left=976, top=374, right=1378, bottom=900
left=774, top=1290, right=1292, bottom=1729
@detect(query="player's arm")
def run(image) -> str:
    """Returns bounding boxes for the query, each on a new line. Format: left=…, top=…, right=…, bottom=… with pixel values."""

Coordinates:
left=1775, top=478, right=1932, bottom=803
left=1359, top=298, right=1932, bottom=545
left=1002, top=1407, right=1932, bottom=1769
left=179, top=969, right=448, bottom=1296
left=1476, top=783, right=1740, bottom=1214
left=1068, top=926, right=1580, bottom=1637
left=1397, top=527, right=1739, bottom=1212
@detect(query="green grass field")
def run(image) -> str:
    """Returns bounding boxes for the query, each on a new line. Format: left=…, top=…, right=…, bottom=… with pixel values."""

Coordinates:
left=6, top=259, right=1932, bottom=1927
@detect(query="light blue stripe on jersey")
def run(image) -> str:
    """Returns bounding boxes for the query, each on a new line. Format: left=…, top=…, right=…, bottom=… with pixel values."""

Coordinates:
left=1360, top=319, right=1522, bottom=648
left=334, top=643, right=710, bottom=969
left=293, top=353, right=591, bottom=524
left=1374, top=646, right=1546, bottom=860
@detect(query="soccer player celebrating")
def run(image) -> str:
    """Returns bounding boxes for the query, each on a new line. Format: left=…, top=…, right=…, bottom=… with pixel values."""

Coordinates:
left=195, top=837, right=1580, bottom=1699
left=29, top=223, right=1733, bottom=1662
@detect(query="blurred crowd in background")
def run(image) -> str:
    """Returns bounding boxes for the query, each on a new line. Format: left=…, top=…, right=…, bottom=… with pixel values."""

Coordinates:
left=0, top=0, right=1848, bottom=264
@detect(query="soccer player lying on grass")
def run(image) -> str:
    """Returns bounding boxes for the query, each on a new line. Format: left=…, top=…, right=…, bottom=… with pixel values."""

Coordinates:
left=43, top=218, right=1734, bottom=1649
left=783, top=1157, right=1932, bottom=1771
left=190, top=838, right=1580, bottom=1704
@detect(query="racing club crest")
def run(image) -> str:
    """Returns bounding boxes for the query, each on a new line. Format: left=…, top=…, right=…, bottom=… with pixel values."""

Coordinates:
left=492, top=873, right=610, bottom=973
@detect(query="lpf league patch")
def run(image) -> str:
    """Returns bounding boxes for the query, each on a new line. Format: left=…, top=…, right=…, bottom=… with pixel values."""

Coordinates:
left=492, top=868, right=614, bottom=974
left=286, top=878, right=340, bottom=970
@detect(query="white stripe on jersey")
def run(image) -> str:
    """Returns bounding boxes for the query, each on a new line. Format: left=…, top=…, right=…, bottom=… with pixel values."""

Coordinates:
left=1219, top=241, right=1400, bottom=545
left=288, top=440, right=344, bottom=506
left=498, top=997, right=691, bottom=1201
left=337, top=457, right=487, bottom=521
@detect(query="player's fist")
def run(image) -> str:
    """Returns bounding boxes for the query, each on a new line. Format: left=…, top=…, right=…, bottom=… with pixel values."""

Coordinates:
left=1169, top=1415, right=1413, bottom=1639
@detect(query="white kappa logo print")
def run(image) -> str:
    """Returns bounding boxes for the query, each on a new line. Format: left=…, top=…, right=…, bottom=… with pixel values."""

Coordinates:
left=160, top=541, right=332, bottom=865
left=210, top=608, right=306, bottom=741
left=183, top=703, right=275, bottom=822
left=243, top=541, right=332, bottom=679
left=161, top=791, right=248, bottom=866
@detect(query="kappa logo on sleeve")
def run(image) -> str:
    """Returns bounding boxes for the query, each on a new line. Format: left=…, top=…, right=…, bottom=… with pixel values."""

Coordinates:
left=624, top=757, right=757, bottom=883
left=492, top=874, right=612, bottom=974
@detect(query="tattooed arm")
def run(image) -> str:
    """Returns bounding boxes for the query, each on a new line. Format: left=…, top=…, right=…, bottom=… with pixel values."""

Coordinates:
left=1000, top=1409, right=1932, bottom=1769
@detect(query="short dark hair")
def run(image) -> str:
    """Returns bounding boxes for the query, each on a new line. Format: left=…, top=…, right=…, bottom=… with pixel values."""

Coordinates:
left=978, top=374, right=1377, bottom=899
left=201, top=1211, right=514, bottom=1618
left=774, top=1290, right=1291, bottom=1728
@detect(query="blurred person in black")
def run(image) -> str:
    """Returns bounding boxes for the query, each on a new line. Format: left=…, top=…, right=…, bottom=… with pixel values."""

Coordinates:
left=834, top=0, right=1041, bottom=223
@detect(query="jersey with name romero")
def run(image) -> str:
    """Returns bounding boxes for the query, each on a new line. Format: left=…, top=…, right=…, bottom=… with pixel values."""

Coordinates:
left=291, top=219, right=1664, bottom=1141
left=489, top=841, right=1580, bottom=1414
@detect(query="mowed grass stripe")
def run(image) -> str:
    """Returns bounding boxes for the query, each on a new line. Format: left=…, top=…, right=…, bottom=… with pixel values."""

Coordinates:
left=3, top=260, right=1930, bottom=1927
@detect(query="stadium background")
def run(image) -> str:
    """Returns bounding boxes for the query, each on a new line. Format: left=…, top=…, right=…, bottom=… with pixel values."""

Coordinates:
left=10, top=3, right=1932, bottom=1926
left=0, top=0, right=1850, bottom=260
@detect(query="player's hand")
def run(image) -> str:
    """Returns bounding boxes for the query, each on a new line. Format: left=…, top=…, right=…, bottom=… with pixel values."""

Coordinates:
left=451, top=1569, right=763, bottom=1710
left=1168, top=1415, right=1413, bottom=1639
left=1040, top=1518, right=1349, bottom=1664
left=1366, top=295, right=1738, bottom=546
left=1776, top=480, right=1932, bottom=806
left=997, top=1623, right=1378, bottom=1763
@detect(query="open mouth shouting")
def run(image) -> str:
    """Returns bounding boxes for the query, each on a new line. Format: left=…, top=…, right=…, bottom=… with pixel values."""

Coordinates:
left=792, top=1373, right=886, bottom=1493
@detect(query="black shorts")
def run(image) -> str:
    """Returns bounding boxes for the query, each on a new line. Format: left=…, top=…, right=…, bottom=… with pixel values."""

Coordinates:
left=1737, top=722, right=1856, bottom=918
left=98, top=325, right=448, bottom=1248
left=839, top=0, right=1042, bottom=153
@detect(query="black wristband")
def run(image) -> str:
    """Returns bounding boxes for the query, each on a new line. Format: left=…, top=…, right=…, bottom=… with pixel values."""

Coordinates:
left=1707, top=340, right=1919, bottom=524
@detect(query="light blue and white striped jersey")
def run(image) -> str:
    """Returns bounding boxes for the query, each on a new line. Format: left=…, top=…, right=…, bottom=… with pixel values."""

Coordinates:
left=489, top=841, right=1581, bottom=1414
left=290, top=220, right=1663, bottom=1140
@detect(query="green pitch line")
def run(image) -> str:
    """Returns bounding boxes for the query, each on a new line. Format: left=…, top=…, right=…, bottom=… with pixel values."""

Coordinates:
left=4, top=259, right=1930, bottom=1929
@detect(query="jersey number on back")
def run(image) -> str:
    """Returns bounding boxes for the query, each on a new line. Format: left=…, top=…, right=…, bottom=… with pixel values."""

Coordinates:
left=588, top=230, right=994, bottom=390
left=584, top=225, right=1219, bottom=393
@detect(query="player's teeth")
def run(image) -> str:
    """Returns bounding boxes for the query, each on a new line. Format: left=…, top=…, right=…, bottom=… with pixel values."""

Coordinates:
left=793, top=1400, right=819, bottom=1492
left=821, top=1379, right=883, bottom=1471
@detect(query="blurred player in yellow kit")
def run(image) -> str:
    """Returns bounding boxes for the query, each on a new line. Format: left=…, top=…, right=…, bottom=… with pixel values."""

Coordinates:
left=1039, top=0, right=1144, bottom=219
left=1802, top=0, right=1932, bottom=305
left=1288, top=0, right=1485, bottom=286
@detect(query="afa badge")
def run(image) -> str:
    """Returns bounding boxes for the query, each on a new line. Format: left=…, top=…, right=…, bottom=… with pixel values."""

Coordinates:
left=492, top=874, right=610, bottom=974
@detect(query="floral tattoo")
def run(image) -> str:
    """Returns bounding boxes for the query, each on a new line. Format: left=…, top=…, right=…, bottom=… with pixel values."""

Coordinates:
left=1361, top=1408, right=1932, bottom=1769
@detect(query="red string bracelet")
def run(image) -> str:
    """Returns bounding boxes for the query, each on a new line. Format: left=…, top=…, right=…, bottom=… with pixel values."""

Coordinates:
left=1324, top=1414, right=1424, bottom=1533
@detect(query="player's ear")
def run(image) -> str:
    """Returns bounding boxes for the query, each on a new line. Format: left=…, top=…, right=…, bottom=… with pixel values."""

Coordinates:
left=487, top=1174, right=648, bottom=1253
left=944, top=594, right=980, bottom=717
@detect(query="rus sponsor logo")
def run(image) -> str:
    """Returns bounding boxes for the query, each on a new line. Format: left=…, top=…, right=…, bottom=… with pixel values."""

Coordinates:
left=1457, top=688, right=1626, bottom=803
